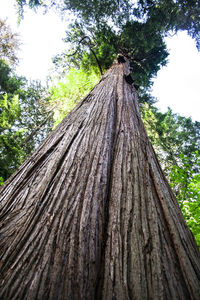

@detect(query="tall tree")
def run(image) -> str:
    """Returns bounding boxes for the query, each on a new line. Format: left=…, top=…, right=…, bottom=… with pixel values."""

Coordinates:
left=1, top=1, right=200, bottom=299
left=0, top=57, right=200, bottom=299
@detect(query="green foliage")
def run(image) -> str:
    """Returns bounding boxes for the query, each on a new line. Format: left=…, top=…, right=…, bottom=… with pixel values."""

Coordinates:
left=15, top=0, right=200, bottom=49
left=49, top=68, right=99, bottom=126
left=54, top=21, right=119, bottom=77
left=169, top=152, right=200, bottom=247
left=0, top=176, right=4, bottom=185
left=0, top=93, right=26, bottom=183
left=0, top=59, right=25, bottom=93
left=15, top=0, right=63, bottom=20
left=61, top=0, right=200, bottom=49
left=0, top=93, right=20, bottom=129
left=137, top=0, right=200, bottom=49
left=0, top=60, right=25, bottom=181
left=120, top=20, right=168, bottom=87
left=54, top=19, right=168, bottom=93
left=0, top=60, right=53, bottom=183
left=141, top=103, right=200, bottom=174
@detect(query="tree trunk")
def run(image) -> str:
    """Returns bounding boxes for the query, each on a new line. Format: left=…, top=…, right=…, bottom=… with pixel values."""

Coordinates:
left=0, top=58, right=199, bottom=300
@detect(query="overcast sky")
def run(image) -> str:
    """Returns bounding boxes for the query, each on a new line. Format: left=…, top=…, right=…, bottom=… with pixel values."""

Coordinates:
left=0, top=0, right=200, bottom=121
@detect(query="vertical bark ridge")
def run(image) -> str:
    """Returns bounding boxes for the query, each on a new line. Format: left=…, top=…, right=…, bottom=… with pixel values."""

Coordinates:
left=0, top=60, right=200, bottom=299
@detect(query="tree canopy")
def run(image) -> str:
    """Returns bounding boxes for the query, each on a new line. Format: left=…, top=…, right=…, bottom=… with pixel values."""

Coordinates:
left=16, top=0, right=200, bottom=49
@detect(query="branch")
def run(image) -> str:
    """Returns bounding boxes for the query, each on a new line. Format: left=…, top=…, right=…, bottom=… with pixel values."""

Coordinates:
left=66, top=36, right=103, bottom=75
left=66, top=36, right=92, bottom=57
left=89, top=47, right=103, bottom=75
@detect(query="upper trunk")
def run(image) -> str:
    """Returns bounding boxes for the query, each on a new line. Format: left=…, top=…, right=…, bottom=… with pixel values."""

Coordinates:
left=0, top=58, right=200, bottom=300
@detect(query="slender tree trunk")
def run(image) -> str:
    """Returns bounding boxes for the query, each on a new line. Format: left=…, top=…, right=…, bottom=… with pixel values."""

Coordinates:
left=20, top=111, right=53, bottom=148
left=0, top=58, right=199, bottom=300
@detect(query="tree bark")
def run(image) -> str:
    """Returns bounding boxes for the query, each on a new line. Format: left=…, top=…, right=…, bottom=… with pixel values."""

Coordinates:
left=0, top=58, right=200, bottom=300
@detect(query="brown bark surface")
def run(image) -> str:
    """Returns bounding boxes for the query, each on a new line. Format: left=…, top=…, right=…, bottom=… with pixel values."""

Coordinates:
left=0, top=59, right=200, bottom=300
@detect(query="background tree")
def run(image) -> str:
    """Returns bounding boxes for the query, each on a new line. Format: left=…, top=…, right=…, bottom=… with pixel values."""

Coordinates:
left=169, top=151, right=200, bottom=247
left=0, top=19, right=53, bottom=184
left=49, top=67, right=99, bottom=127
left=0, top=19, right=20, bottom=65
left=141, top=104, right=200, bottom=173
left=0, top=62, right=53, bottom=183
left=0, top=59, right=25, bottom=183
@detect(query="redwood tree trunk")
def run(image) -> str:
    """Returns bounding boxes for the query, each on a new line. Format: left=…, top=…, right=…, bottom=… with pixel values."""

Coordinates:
left=0, top=59, right=199, bottom=300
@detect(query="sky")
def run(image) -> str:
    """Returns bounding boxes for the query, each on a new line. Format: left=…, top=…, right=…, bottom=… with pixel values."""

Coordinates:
left=0, top=0, right=200, bottom=121
left=152, top=33, right=200, bottom=121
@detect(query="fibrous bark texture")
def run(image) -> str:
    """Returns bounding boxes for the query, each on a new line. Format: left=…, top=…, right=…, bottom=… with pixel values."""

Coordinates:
left=0, top=59, right=200, bottom=300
